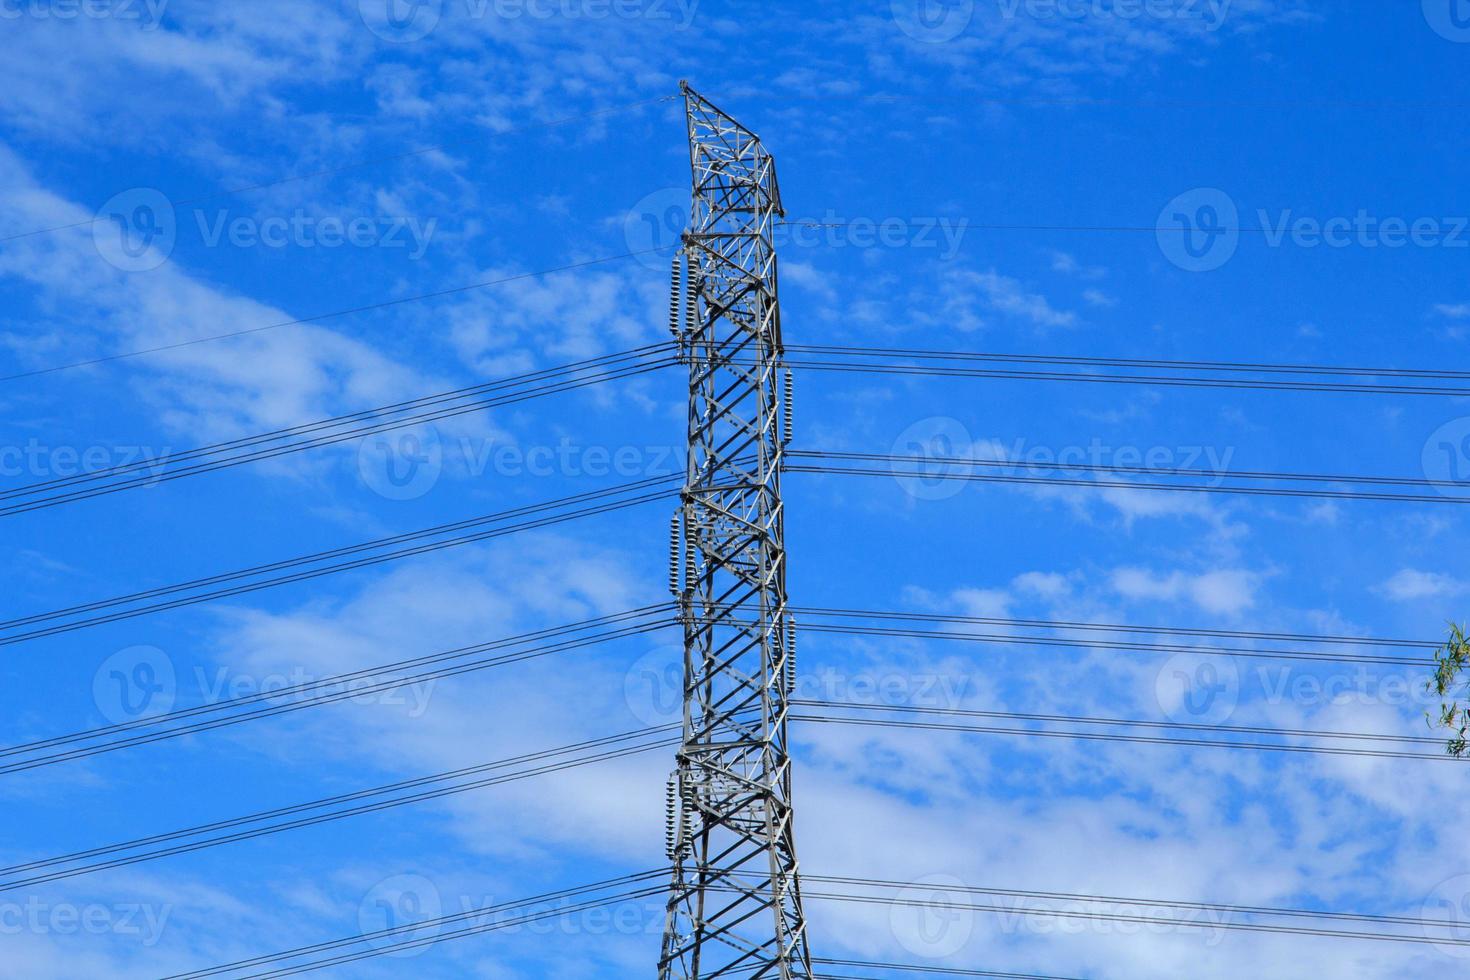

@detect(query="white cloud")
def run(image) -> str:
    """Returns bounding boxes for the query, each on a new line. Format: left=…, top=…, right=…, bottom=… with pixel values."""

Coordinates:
left=0, top=144, right=445, bottom=447
left=1013, top=571, right=1071, bottom=599
left=916, top=266, right=1077, bottom=334
left=442, top=263, right=663, bottom=376
left=1110, top=566, right=1261, bottom=615
left=1378, top=568, right=1469, bottom=601
left=1049, top=250, right=1107, bottom=280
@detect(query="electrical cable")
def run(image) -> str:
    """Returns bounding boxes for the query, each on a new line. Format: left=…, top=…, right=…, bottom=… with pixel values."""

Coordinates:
left=775, top=356, right=1470, bottom=397
left=1, top=345, right=675, bottom=516
left=1, top=615, right=676, bottom=775
left=798, top=888, right=1467, bottom=948
left=788, top=604, right=1435, bottom=650
left=165, top=870, right=670, bottom=980
left=788, top=461, right=1467, bottom=505
left=795, top=700, right=1445, bottom=748
left=799, top=875, right=1451, bottom=931
left=813, top=959, right=1082, bottom=980
left=1, top=249, right=677, bottom=384
left=0, top=476, right=679, bottom=646
left=797, top=449, right=1461, bottom=492
left=785, top=343, right=1470, bottom=381
left=792, top=712, right=1459, bottom=762
left=0, top=727, right=678, bottom=892
left=790, top=621, right=1433, bottom=668
left=1, top=603, right=669, bottom=757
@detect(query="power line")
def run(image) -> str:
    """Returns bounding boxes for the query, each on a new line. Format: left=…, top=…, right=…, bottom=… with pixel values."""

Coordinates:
left=797, top=700, right=1445, bottom=749
left=813, top=960, right=1081, bottom=980
left=0, top=344, right=675, bottom=516
left=793, top=710, right=1458, bottom=763
left=1, top=356, right=675, bottom=518
left=800, top=875, right=1451, bottom=931
left=789, top=605, right=1436, bottom=650
left=0, top=96, right=678, bottom=248
left=229, top=884, right=671, bottom=979
left=2, top=603, right=668, bottom=757
left=770, top=92, right=1470, bottom=111
left=0, top=476, right=679, bottom=646
left=1, top=248, right=674, bottom=384
left=188, top=881, right=667, bottom=980
left=789, top=461, right=1469, bottom=505
left=0, top=726, right=678, bottom=893
left=798, top=887, right=1468, bottom=948
left=776, top=356, right=1470, bottom=397
left=798, top=449, right=1462, bottom=493
left=792, top=620, right=1430, bottom=668
left=167, top=870, right=669, bottom=979
left=0, top=612, right=676, bottom=775
left=786, top=343, right=1470, bottom=382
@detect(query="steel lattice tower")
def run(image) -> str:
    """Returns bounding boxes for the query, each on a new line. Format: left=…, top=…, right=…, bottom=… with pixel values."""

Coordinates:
left=658, top=82, right=812, bottom=980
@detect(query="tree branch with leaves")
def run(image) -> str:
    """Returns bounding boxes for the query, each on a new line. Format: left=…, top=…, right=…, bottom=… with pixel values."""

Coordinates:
left=1429, top=624, right=1470, bottom=757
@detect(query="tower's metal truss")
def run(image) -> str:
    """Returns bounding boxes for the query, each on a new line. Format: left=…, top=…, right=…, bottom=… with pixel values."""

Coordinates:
left=658, top=82, right=812, bottom=980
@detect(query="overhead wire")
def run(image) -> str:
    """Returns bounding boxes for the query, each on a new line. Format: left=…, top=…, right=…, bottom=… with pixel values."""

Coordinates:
left=790, top=620, right=1433, bottom=667
left=798, top=886, right=1468, bottom=948
left=222, top=884, right=671, bottom=979
left=166, top=869, right=664, bottom=978
left=165, top=870, right=670, bottom=979
left=793, top=709, right=1458, bottom=762
left=797, top=448, right=1461, bottom=492
left=812, top=959, right=1082, bottom=980
left=785, top=343, right=1470, bottom=381
left=788, top=604, right=1436, bottom=650
left=798, top=874, right=1451, bottom=931
left=1, top=249, right=676, bottom=384
left=773, top=354, right=1470, bottom=397
left=0, top=726, right=678, bottom=893
left=0, top=344, right=676, bottom=516
left=0, top=475, right=680, bottom=646
left=0, top=610, right=676, bottom=775
left=795, top=700, right=1446, bottom=749
left=788, top=460, right=1469, bottom=505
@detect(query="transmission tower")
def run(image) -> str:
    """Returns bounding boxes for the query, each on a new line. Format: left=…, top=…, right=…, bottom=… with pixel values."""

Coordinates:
left=658, top=82, right=813, bottom=980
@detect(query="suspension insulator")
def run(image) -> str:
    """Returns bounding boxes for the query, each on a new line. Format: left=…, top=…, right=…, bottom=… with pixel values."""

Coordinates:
left=665, top=774, right=681, bottom=860
left=685, top=544, right=698, bottom=593
left=685, top=266, right=699, bottom=336
left=668, top=257, right=683, bottom=339
left=785, top=616, right=797, bottom=695
left=782, top=368, right=794, bottom=446
left=668, top=515, right=681, bottom=595
left=682, top=810, right=698, bottom=859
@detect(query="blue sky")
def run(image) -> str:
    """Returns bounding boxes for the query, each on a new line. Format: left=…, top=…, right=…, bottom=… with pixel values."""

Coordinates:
left=2, top=1, right=1470, bottom=977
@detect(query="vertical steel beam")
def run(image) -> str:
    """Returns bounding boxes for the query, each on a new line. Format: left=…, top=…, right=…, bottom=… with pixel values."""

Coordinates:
left=658, top=82, right=812, bottom=980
